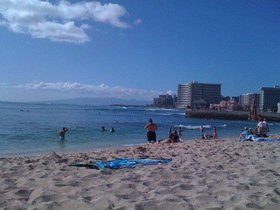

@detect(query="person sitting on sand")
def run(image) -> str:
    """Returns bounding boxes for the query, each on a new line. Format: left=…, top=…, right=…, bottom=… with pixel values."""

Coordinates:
left=59, top=127, right=68, bottom=140
left=159, top=130, right=183, bottom=143
left=240, top=127, right=260, bottom=142
left=242, top=133, right=280, bottom=142
left=144, top=118, right=158, bottom=143
left=239, top=127, right=251, bottom=141
left=257, top=118, right=269, bottom=137
left=199, top=126, right=213, bottom=140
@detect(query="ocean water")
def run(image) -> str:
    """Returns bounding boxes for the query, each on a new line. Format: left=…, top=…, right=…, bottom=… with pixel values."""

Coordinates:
left=1, top=102, right=280, bottom=156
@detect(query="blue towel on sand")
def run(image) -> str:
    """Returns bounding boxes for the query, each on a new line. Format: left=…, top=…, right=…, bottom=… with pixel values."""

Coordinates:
left=240, top=134, right=280, bottom=143
left=69, top=158, right=172, bottom=170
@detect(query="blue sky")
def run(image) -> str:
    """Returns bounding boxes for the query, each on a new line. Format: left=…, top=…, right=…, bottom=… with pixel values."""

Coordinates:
left=0, top=0, right=279, bottom=102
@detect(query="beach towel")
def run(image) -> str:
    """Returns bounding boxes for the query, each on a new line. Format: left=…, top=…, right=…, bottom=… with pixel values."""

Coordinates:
left=69, top=158, right=172, bottom=170
left=240, top=134, right=280, bottom=143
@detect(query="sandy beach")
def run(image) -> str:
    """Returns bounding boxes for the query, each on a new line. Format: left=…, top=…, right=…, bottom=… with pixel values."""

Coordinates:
left=0, top=139, right=280, bottom=210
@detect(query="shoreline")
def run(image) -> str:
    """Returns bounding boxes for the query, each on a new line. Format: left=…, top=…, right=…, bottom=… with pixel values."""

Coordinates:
left=0, top=135, right=240, bottom=158
left=0, top=142, right=147, bottom=158
left=1, top=139, right=280, bottom=209
left=2, top=132, right=279, bottom=158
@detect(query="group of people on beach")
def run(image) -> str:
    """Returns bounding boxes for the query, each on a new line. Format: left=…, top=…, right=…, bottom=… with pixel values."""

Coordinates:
left=144, top=118, right=183, bottom=144
left=59, top=126, right=116, bottom=140
left=144, top=118, right=221, bottom=144
left=199, top=126, right=218, bottom=140
left=239, top=115, right=270, bottom=141
left=59, top=115, right=277, bottom=144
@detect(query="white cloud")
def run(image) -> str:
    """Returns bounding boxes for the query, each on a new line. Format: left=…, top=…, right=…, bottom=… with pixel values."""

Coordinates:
left=166, top=90, right=174, bottom=95
left=0, top=0, right=130, bottom=43
left=134, top=18, right=142, bottom=25
left=17, top=82, right=163, bottom=100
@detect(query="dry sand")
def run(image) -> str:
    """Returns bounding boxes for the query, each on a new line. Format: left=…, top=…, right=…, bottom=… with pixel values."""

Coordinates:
left=0, top=139, right=280, bottom=210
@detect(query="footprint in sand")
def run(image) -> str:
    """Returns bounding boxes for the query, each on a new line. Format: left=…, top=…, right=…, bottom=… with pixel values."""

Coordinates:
left=30, top=194, right=57, bottom=205
left=15, top=189, right=33, bottom=201
left=66, top=180, right=80, bottom=187
left=248, top=194, right=260, bottom=202
left=226, top=174, right=238, bottom=180
left=270, top=197, right=279, bottom=204
left=246, top=202, right=261, bottom=209
left=230, top=195, right=240, bottom=202
left=159, top=180, right=171, bottom=187
left=273, top=188, right=280, bottom=195
left=54, top=182, right=67, bottom=187
left=4, top=178, right=17, bottom=187
left=115, top=190, right=142, bottom=200
left=236, top=184, right=250, bottom=190
left=179, top=184, right=194, bottom=190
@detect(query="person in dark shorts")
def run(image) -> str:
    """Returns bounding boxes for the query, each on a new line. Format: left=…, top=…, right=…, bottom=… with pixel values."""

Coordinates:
left=144, top=118, right=158, bottom=143
left=59, top=127, right=68, bottom=140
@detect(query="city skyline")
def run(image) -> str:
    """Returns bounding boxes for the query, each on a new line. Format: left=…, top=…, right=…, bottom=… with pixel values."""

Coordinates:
left=1, top=0, right=280, bottom=102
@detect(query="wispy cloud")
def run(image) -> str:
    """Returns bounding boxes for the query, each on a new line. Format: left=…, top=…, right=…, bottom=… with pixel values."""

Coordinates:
left=16, top=82, right=168, bottom=100
left=134, top=18, right=142, bottom=25
left=0, top=0, right=130, bottom=43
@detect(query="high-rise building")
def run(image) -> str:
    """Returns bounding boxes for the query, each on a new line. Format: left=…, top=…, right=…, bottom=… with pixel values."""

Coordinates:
left=153, top=94, right=176, bottom=108
left=260, top=86, right=280, bottom=112
left=176, top=83, right=192, bottom=108
left=176, top=81, right=221, bottom=108
left=239, top=93, right=260, bottom=111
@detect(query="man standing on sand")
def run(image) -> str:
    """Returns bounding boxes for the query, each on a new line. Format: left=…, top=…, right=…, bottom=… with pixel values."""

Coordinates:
left=144, top=118, right=158, bottom=143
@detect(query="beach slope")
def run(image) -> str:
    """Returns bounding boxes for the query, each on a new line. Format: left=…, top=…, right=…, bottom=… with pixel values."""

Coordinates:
left=0, top=140, right=280, bottom=210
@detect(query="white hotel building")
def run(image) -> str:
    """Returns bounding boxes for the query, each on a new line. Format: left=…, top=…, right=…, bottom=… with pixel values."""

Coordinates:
left=177, top=81, right=221, bottom=109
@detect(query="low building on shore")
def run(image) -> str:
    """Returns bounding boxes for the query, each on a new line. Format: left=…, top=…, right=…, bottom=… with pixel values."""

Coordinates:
left=210, top=99, right=238, bottom=111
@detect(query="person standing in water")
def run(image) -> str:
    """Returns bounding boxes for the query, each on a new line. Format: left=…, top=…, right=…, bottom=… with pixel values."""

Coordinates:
left=144, top=118, right=158, bottom=143
left=59, top=127, right=68, bottom=140
left=213, top=126, right=218, bottom=139
left=199, top=126, right=206, bottom=139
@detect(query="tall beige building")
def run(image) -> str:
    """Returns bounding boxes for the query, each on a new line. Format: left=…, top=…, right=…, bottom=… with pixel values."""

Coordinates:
left=176, top=81, right=221, bottom=109
left=239, top=93, right=260, bottom=111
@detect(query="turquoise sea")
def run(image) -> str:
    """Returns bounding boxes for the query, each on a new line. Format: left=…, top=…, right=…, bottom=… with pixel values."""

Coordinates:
left=1, top=102, right=280, bottom=156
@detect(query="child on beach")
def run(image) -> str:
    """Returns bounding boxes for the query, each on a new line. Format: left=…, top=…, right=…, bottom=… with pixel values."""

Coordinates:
left=213, top=126, right=218, bottom=139
left=199, top=126, right=217, bottom=140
